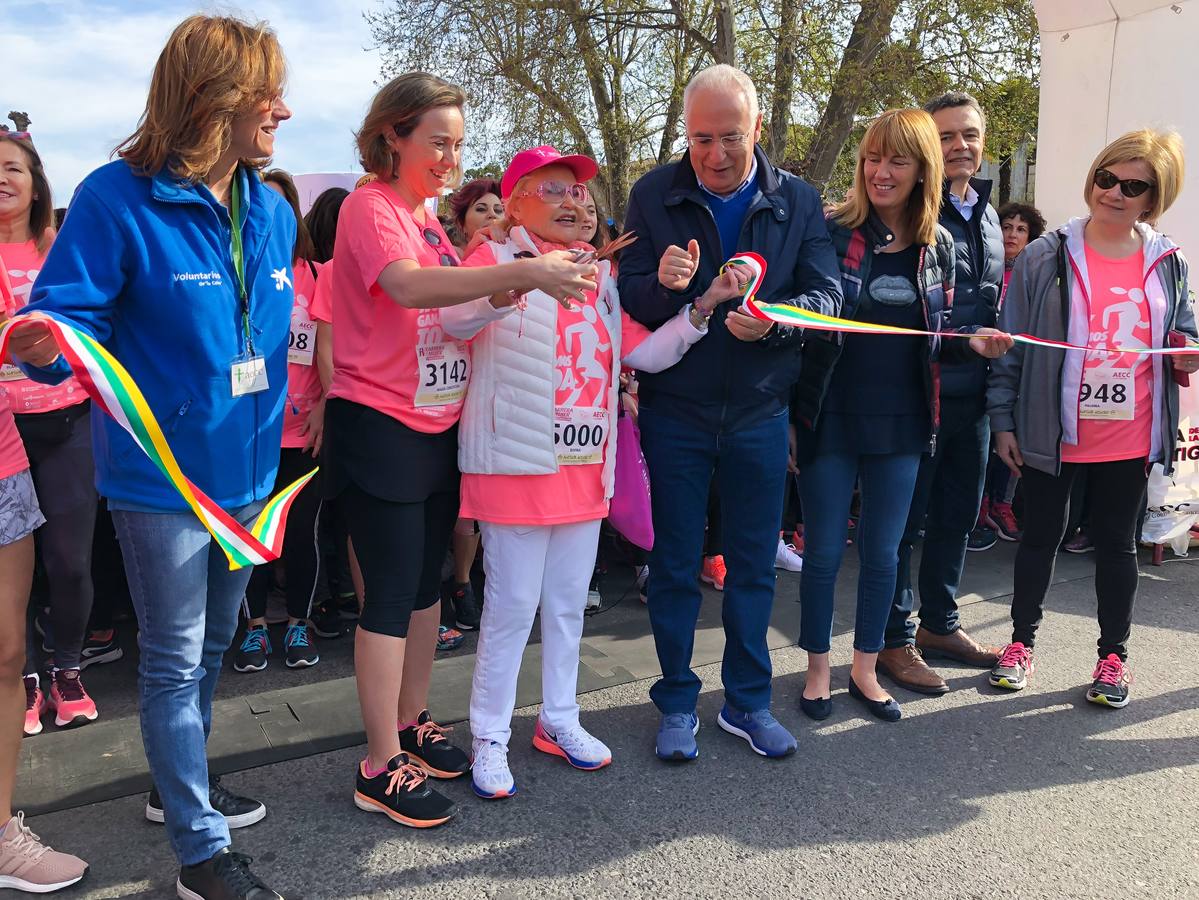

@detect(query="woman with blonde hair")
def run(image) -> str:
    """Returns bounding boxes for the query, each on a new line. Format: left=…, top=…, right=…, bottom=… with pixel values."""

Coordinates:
left=791, top=108, right=1010, bottom=723
left=988, top=129, right=1199, bottom=708
left=7, top=14, right=296, bottom=899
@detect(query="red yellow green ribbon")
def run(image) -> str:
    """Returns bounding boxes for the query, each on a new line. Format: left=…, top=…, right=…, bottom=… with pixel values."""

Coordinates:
left=0, top=316, right=315, bottom=570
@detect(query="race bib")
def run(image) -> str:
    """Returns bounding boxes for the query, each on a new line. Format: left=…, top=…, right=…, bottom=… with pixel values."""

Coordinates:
left=0, top=362, right=24, bottom=382
left=553, top=405, right=609, bottom=466
left=414, top=341, right=469, bottom=408
left=287, top=305, right=316, bottom=367
left=1079, top=367, right=1135, bottom=421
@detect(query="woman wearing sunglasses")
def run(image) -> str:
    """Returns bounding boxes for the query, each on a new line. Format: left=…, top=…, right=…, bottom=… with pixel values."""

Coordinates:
left=439, top=145, right=732, bottom=800
left=327, top=74, right=596, bottom=830
left=988, top=129, right=1199, bottom=708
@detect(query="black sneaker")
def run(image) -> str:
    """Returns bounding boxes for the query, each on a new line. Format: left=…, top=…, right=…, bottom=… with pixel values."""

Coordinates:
left=283, top=623, right=319, bottom=668
left=444, top=580, right=480, bottom=631
left=177, top=847, right=282, bottom=900
left=309, top=600, right=342, bottom=639
left=399, top=710, right=470, bottom=779
left=353, top=753, right=456, bottom=828
left=79, top=629, right=124, bottom=669
left=233, top=627, right=270, bottom=673
left=147, top=776, right=267, bottom=829
left=967, top=525, right=998, bottom=552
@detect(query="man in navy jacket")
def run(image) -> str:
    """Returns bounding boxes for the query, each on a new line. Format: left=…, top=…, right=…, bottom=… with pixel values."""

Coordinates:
left=618, top=64, right=841, bottom=762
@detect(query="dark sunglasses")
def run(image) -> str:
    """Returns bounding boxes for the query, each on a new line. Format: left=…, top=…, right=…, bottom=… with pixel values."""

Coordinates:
left=422, top=227, right=459, bottom=267
left=1094, top=168, right=1153, bottom=198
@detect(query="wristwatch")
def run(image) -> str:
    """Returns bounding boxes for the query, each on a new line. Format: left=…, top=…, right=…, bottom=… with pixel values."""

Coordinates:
left=689, top=302, right=711, bottom=330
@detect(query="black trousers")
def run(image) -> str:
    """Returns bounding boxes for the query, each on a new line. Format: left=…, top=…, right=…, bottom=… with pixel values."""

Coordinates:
left=1011, top=457, right=1148, bottom=660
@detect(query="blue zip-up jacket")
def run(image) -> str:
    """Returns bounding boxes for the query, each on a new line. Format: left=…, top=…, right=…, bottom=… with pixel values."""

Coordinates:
left=618, top=146, right=842, bottom=432
left=18, top=160, right=296, bottom=511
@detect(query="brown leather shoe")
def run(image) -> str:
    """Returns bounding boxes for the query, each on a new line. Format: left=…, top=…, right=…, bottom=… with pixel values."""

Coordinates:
left=915, top=626, right=1002, bottom=668
left=876, top=645, right=948, bottom=695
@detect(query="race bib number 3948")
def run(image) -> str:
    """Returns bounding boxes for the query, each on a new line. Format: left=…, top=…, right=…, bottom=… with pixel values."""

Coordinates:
left=414, top=342, right=469, bottom=408
left=554, top=406, right=608, bottom=466
left=1079, top=367, right=1134, bottom=421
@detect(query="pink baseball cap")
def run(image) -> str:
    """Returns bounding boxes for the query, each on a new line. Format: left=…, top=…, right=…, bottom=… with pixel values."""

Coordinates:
left=500, top=145, right=599, bottom=199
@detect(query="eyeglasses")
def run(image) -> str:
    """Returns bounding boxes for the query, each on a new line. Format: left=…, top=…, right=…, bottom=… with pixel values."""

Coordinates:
left=687, top=133, right=749, bottom=151
left=1093, top=168, right=1153, bottom=198
left=422, top=227, right=459, bottom=267
left=514, top=180, right=589, bottom=205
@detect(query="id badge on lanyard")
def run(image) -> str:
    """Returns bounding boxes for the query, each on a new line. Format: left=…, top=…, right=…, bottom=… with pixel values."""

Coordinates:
left=228, top=177, right=268, bottom=398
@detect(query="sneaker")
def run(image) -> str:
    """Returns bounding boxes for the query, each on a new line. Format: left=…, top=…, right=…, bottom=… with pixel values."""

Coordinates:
left=967, top=525, right=998, bottom=552
left=471, top=739, right=516, bottom=800
left=789, top=529, right=805, bottom=556
left=585, top=571, right=603, bottom=611
left=47, top=669, right=97, bottom=728
left=532, top=718, right=611, bottom=770
left=399, top=710, right=470, bottom=779
left=716, top=705, right=798, bottom=758
left=309, top=600, right=342, bottom=639
left=985, top=501, right=1022, bottom=542
left=774, top=538, right=803, bottom=572
left=353, top=753, right=456, bottom=828
left=444, top=580, right=481, bottom=631
left=23, top=676, right=44, bottom=737
left=1087, top=654, right=1131, bottom=708
left=283, top=623, right=319, bottom=668
left=0, top=812, right=88, bottom=893
left=1064, top=530, right=1093, bottom=553
left=177, top=847, right=281, bottom=900
left=233, top=627, right=270, bottom=674
left=655, top=712, right=700, bottom=762
left=700, top=555, right=726, bottom=591
left=990, top=642, right=1034, bottom=690
left=436, top=625, right=464, bottom=652
left=147, top=776, right=267, bottom=829
left=79, top=629, right=124, bottom=669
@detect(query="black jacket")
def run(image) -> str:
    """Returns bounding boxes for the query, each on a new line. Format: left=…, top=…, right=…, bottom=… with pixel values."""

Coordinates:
left=618, top=146, right=842, bottom=432
left=938, top=177, right=1004, bottom=398
left=792, top=213, right=970, bottom=453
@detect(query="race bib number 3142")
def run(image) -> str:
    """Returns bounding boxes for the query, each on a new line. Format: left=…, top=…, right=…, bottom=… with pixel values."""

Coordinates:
left=414, top=342, right=469, bottom=408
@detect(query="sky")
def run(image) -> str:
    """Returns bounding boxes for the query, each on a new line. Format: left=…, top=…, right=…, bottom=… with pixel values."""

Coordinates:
left=4, top=1, right=391, bottom=203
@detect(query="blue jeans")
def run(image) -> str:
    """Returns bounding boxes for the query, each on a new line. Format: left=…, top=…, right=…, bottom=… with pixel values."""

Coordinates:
left=799, top=450, right=921, bottom=654
left=112, top=502, right=261, bottom=866
left=886, top=396, right=989, bottom=647
left=639, top=407, right=787, bottom=715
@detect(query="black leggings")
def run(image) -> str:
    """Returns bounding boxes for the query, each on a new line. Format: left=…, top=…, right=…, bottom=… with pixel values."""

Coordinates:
left=1011, top=457, right=1148, bottom=659
left=342, top=482, right=458, bottom=638
left=245, top=448, right=323, bottom=622
left=17, top=405, right=97, bottom=672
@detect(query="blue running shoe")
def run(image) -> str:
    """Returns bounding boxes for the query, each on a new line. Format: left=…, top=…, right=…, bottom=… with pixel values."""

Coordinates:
left=284, top=623, right=319, bottom=668
left=233, top=626, right=271, bottom=673
left=716, top=705, right=797, bottom=758
left=655, top=712, right=699, bottom=761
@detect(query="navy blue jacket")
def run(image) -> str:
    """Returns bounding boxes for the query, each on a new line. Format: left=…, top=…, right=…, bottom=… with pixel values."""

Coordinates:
left=618, top=146, right=842, bottom=432
left=939, top=176, right=1004, bottom=398
left=20, top=161, right=296, bottom=511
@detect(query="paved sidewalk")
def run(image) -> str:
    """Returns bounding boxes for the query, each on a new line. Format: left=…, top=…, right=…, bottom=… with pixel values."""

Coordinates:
left=28, top=555, right=1199, bottom=899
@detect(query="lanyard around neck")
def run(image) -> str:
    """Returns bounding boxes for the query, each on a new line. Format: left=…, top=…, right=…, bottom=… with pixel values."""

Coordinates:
left=229, top=174, right=254, bottom=354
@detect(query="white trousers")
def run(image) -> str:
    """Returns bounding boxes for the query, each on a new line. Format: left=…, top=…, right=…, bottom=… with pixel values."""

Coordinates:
left=470, top=518, right=602, bottom=748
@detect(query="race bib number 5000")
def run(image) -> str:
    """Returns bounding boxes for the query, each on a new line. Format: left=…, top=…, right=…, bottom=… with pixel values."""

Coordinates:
left=1079, top=367, right=1134, bottom=421
left=414, top=342, right=469, bottom=408
left=554, top=406, right=609, bottom=466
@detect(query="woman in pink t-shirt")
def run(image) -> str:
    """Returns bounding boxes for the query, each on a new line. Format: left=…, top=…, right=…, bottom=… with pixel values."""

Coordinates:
left=989, top=130, right=1199, bottom=709
left=0, top=132, right=101, bottom=729
left=440, top=146, right=739, bottom=800
left=328, top=74, right=598, bottom=829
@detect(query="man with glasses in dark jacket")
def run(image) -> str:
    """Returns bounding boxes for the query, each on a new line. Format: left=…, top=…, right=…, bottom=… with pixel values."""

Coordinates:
left=618, top=64, right=841, bottom=762
left=878, top=91, right=1005, bottom=694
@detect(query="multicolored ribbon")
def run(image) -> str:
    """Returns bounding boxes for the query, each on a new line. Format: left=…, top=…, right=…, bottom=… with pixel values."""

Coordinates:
left=0, top=315, right=316, bottom=570
left=728, top=255, right=1199, bottom=356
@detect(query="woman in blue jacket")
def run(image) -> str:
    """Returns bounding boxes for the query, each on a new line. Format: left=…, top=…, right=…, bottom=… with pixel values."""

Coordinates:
left=8, top=15, right=294, bottom=900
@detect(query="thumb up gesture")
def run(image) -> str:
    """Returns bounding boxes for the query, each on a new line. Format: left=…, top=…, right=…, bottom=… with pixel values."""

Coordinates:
left=658, top=239, right=700, bottom=292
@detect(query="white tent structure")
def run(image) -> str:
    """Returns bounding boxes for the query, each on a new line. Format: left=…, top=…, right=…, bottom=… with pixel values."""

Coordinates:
left=1034, top=1, right=1198, bottom=255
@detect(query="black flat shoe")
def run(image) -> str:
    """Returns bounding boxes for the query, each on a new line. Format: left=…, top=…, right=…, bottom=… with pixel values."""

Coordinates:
left=799, top=694, right=832, bottom=721
left=848, top=677, right=902, bottom=722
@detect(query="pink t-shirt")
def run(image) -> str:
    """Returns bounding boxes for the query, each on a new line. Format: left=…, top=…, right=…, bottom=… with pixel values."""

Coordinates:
left=457, top=237, right=655, bottom=526
left=0, top=264, right=30, bottom=480
left=281, top=258, right=327, bottom=449
left=1062, top=245, right=1152, bottom=463
left=325, top=183, right=468, bottom=433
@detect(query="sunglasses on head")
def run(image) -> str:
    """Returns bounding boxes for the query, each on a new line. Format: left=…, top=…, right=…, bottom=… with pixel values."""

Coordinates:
left=1093, top=167, right=1153, bottom=198
left=422, top=227, right=459, bottom=267
left=0, top=131, right=32, bottom=142
left=514, top=180, right=589, bottom=205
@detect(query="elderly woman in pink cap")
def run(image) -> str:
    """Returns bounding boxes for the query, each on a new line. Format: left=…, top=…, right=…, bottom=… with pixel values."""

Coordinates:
left=441, top=145, right=749, bottom=800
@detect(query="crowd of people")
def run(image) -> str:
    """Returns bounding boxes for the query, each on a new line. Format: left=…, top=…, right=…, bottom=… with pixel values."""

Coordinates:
left=0, top=12, right=1194, bottom=900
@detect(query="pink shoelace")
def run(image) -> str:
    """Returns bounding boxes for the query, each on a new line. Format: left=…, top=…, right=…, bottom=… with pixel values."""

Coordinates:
left=998, top=643, right=1029, bottom=668
left=1092, top=655, right=1127, bottom=686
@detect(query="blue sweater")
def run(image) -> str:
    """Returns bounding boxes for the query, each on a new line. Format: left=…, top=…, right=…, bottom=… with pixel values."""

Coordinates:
left=19, top=161, right=296, bottom=511
left=703, top=175, right=758, bottom=259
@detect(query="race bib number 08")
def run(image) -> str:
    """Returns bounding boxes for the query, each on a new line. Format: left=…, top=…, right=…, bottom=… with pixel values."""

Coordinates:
left=415, top=342, right=469, bottom=408
left=287, top=306, right=316, bottom=367
left=1079, top=367, right=1134, bottom=421
left=554, top=406, right=608, bottom=466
